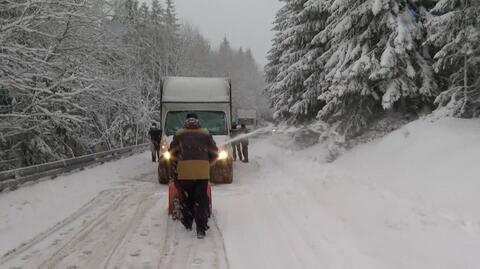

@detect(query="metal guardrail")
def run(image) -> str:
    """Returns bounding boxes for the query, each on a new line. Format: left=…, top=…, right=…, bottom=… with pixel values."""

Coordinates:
left=0, top=143, right=149, bottom=192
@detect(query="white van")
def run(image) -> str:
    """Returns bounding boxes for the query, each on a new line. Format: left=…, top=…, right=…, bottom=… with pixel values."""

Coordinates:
left=158, top=77, right=233, bottom=184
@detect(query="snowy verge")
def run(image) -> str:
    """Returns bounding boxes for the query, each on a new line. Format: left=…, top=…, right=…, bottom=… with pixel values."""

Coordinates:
left=216, top=117, right=480, bottom=269
left=0, top=152, right=155, bottom=256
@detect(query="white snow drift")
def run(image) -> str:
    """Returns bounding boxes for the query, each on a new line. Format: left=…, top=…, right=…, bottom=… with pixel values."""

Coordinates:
left=215, top=117, right=480, bottom=269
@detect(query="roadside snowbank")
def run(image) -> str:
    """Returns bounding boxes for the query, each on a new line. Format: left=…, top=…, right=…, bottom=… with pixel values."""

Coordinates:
left=0, top=153, right=154, bottom=256
left=336, top=118, right=480, bottom=218
left=216, top=117, right=480, bottom=269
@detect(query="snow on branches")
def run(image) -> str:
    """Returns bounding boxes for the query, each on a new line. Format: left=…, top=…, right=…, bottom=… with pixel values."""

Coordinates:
left=427, top=0, right=480, bottom=117
left=0, top=0, right=265, bottom=170
left=265, top=0, right=479, bottom=137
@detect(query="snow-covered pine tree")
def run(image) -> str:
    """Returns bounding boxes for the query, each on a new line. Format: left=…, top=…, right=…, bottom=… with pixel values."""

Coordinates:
left=288, top=0, right=332, bottom=120
left=314, top=0, right=437, bottom=137
left=165, top=0, right=180, bottom=31
left=151, top=0, right=165, bottom=25
left=265, top=1, right=298, bottom=120
left=147, top=0, right=167, bottom=79
left=265, top=2, right=290, bottom=100
left=427, top=0, right=480, bottom=117
left=266, top=0, right=316, bottom=121
left=123, top=0, right=140, bottom=24
left=218, top=37, right=234, bottom=75
left=164, top=0, right=180, bottom=75
left=206, top=37, right=266, bottom=120
left=233, top=48, right=263, bottom=112
left=139, top=2, right=150, bottom=26
left=265, top=0, right=334, bottom=122
left=176, top=23, right=214, bottom=76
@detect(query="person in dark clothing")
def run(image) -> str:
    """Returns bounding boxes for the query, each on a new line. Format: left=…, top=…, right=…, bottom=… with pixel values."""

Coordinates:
left=230, top=124, right=243, bottom=161
left=239, top=124, right=249, bottom=163
left=170, top=113, right=218, bottom=239
left=148, top=123, right=162, bottom=162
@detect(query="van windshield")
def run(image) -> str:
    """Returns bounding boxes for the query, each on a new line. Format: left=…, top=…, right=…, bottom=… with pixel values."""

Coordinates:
left=165, top=111, right=227, bottom=136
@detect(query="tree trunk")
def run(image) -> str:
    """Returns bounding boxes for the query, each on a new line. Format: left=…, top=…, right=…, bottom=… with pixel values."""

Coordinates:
left=135, top=123, right=139, bottom=145
left=462, top=53, right=468, bottom=115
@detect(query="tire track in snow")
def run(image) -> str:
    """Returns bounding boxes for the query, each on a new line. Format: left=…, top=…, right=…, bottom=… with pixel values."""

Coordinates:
left=36, top=191, right=133, bottom=269
left=212, top=214, right=231, bottom=269
left=0, top=183, right=164, bottom=269
left=101, top=192, right=164, bottom=269
left=100, top=193, right=155, bottom=268
left=0, top=188, right=128, bottom=266
left=157, top=215, right=229, bottom=269
left=37, top=186, right=165, bottom=269
left=0, top=175, right=229, bottom=269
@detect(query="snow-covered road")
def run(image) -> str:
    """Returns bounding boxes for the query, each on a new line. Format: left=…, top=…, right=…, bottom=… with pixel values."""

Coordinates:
left=1, top=118, right=479, bottom=269
left=0, top=158, right=228, bottom=269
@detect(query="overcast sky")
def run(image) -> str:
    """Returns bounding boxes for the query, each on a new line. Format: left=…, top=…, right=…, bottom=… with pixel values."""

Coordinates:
left=141, top=0, right=282, bottom=67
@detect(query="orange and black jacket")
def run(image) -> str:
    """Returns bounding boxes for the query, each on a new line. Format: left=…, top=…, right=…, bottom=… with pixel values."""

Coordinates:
left=170, top=125, right=218, bottom=180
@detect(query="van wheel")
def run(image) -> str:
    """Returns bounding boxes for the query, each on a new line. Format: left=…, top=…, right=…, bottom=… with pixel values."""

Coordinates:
left=158, top=163, right=169, bottom=185
left=210, top=159, right=233, bottom=184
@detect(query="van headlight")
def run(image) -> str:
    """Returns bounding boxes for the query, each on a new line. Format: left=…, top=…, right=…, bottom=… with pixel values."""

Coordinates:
left=161, top=141, right=168, bottom=151
left=218, top=150, right=228, bottom=160
left=163, top=151, right=171, bottom=160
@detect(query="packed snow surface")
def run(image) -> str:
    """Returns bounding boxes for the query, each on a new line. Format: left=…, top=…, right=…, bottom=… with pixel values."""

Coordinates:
left=1, top=117, right=479, bottom=268
left=215, top=117, right=480, bottom=269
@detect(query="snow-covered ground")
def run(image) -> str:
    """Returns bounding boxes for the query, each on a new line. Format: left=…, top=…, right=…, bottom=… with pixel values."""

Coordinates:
left=1, top=117, right=479, bottom=268
left=215, top=117, right=480, bottom=268
left=0, top=153, right=154, bottom=256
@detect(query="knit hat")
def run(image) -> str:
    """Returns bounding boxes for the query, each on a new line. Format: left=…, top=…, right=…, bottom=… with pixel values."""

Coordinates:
left=186, top=112, right=198, bottom=119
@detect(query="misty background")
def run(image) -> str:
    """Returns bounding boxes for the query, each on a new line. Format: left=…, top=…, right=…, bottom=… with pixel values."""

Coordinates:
left=140, top=0, right=281, bottom=66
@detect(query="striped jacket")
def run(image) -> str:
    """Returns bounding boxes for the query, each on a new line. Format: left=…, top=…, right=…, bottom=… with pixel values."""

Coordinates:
left=170, top=127, right=218, bottom=180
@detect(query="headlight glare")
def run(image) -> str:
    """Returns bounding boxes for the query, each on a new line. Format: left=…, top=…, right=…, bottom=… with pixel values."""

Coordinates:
left=161, top=140, right=168, bottom=150
left=163, top=151, right=171, bottom=160
left=218, top=150, right=228, bottom=160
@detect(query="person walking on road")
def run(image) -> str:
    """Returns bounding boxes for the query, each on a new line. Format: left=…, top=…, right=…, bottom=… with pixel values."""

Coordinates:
left=170, top=113, right=218, bottom=239
left=148, top=122, right=162, bottom=162
left=239, top=124, right=249, bottom=163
